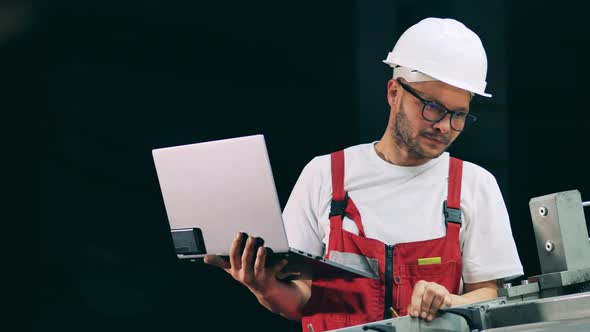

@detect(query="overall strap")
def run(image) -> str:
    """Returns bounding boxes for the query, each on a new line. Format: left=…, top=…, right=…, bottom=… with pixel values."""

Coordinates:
left=329, top=151, right=366, bottom=237
left=447, top=157, right=463, bottom=210
left=444, top=157, right=463, bottom=238
left=330, top=151, right=346, bottom=202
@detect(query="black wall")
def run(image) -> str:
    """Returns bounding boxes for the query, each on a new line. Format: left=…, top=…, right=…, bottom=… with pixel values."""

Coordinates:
left=507, top=2, right=590, bottom=277
left=35, top=1, right=356, bottom=331
left=29, top=1, right=590, bottom=332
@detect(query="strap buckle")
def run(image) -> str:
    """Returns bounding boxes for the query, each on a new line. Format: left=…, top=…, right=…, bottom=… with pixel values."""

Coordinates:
left=443, top=200, right=462, bottom=226
left=329, top=192, right=349, bottom=218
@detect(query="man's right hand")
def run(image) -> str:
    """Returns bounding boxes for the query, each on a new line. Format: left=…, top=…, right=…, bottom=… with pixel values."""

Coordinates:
left=204, top=232, right=289, bottom=298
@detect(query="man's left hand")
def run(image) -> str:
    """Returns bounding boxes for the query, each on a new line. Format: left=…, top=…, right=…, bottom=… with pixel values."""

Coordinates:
left=407, top=280, right=452, bottom=321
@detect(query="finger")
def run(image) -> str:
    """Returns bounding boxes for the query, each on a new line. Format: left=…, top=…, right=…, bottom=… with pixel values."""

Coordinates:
left=443, top=294, right=452, bottom=308
left=253, top=246, right=267, bottom=276
left=229, top=232, right=247, bottom=271
left=273, top=259, right=290, bottom=280
left=409, top=281, right=426, bottom=317
left=272, top=258, right=289, bottom=273
left=428, top=291, right=445, bottom=319
left=420, top=284, right=435, bottom=319
left=203, top=255, right=231, bottom=270
left=431, top=294, right=452, bottom=321
left=249, top=237, right=265, bottom=268
left=241, top=236, right=257, bottom=277
left=260, top=247, right=287, bottom=272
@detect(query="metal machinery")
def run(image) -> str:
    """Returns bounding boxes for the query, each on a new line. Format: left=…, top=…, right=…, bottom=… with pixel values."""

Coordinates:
left=329, top=190, right=590, bottom=332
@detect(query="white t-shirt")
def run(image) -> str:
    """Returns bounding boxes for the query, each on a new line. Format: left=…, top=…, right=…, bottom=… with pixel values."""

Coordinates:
left=282, top=142, right=523, bottom=284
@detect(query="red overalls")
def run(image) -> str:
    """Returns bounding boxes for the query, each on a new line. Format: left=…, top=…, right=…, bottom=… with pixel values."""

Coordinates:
left=301, top=150, right=464, bottom=332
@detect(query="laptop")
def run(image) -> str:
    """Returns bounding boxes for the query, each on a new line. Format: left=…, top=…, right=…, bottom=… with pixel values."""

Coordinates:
left=152, top=134, right=378, bottom=280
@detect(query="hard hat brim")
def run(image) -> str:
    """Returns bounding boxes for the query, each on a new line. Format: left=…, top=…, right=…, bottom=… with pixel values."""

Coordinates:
left=383, top=60, right=492, bottom=98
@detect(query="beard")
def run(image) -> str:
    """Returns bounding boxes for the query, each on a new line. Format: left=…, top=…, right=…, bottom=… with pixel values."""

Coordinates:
left=392, top=104, right=451, bottom=160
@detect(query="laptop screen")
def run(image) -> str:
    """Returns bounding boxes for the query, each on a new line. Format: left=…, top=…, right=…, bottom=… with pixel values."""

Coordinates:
left=152, top=134, right=291, bottom=257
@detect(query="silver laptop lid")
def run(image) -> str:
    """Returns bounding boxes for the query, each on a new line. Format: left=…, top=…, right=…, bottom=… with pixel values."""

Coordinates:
left=152, top=134, right=290, bottom=257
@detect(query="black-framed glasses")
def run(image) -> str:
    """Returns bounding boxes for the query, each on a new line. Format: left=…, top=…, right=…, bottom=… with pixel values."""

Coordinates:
left=398, top=80, right=478, bottom=132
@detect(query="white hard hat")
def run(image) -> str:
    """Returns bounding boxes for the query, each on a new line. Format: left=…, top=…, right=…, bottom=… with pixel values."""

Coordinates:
left=383, top=17, right=492, bottom=98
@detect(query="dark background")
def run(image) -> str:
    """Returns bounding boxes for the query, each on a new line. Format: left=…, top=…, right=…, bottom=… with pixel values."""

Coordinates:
left=24, top=1, right=589, bottom=331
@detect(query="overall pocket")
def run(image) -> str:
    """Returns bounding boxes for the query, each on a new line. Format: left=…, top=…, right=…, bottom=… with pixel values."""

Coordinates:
left=396, top=261, right=459, bottom=316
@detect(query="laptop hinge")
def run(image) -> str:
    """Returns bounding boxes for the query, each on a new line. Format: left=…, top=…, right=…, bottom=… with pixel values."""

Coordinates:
left=171, top=228, right=207, bottom=255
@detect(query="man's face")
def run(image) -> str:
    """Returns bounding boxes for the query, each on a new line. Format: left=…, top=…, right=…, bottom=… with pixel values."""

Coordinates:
left=388, top=79, right=472, bottom=160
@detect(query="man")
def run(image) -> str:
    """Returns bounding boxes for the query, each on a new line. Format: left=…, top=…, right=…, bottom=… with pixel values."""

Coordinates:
left=205, top=17, right=523, bottom=331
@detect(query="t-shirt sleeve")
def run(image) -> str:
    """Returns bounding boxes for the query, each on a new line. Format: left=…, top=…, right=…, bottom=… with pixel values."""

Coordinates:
left=461, top=168, right=524, bottom=284
left=281, top=157, right=326, bottom=257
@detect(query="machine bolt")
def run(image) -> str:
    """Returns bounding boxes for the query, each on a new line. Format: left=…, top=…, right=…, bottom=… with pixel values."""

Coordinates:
left=539, top=206, right=548, bottom=217
left=545, top=240, right=554, bottom=252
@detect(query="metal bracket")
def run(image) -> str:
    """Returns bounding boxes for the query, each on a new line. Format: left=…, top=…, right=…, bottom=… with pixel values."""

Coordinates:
left=438, top=307, right=483, bottom=331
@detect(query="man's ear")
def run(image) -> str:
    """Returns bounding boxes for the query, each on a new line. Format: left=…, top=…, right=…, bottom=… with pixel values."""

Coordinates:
left=387, top=79, right=401, bottom=107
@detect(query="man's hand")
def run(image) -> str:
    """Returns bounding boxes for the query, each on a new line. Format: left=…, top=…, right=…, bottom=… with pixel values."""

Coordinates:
left=407, top=280, right=452, bottom=321
left=203, top=232, right=312, bottom=320
left=203, top=232, right=289, bottom=298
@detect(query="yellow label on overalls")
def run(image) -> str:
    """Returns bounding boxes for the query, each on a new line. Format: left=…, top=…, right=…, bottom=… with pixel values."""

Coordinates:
left=417, top=257, right=442, bottom=265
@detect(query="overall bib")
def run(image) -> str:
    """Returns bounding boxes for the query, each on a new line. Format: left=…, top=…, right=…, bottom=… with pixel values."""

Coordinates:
left=301, top=150, right=464, bottom=332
